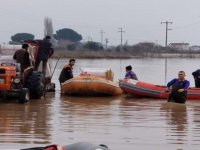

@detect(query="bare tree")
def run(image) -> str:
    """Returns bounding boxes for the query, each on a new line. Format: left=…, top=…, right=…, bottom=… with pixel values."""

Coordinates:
left=44, top=17, right=57, bottom=47
left=44, top=17, right=53, bottom=37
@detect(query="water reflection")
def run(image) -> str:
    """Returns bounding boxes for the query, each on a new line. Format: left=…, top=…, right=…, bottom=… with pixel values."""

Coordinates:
left=190, top=104, right=200, bottom=144
left=161, top=102, right=188, bottom=144
left=0, top=98, right=52, bottom=145
left=58, top=95, right=119, bottom=134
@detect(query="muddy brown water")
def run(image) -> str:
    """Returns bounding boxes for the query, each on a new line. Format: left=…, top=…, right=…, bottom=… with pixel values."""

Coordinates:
left=1, top=58, right=200, bottom=150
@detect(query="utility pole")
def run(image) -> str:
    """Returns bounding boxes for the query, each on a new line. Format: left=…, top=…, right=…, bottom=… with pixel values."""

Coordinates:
left=100, top=30, right=105, bottom=45
left=118, top=27, right=125, bottom=49
left=105, top=38, right=109, bottom=49
left=87, top=36, right=93, bottom=42
left=161, top=21, right=172, bottom=47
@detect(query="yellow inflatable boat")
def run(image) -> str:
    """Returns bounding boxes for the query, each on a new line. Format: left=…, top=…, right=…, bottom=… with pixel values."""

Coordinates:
left=60, top=68, right=123, bottom=96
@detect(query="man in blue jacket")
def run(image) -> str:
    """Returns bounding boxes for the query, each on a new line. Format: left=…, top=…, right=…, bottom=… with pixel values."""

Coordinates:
left=167, top=71, right=190, bottom=104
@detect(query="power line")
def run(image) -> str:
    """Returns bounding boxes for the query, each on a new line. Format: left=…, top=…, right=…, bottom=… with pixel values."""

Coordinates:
left=161, top=21, right=172, bottom=47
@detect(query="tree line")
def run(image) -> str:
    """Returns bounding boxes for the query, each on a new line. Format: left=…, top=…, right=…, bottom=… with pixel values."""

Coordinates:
left=10, top=29, right=200, bottom=55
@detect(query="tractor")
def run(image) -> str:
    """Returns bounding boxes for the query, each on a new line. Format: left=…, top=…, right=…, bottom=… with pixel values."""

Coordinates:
left=0, top=62, right=29, bottom=103
left=0, top=43, right=55, bottom=103
left=0, top=62, right=46, bottom=103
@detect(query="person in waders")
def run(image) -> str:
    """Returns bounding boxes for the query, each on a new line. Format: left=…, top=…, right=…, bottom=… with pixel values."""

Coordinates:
left=167, top=71, right=190, bottom=104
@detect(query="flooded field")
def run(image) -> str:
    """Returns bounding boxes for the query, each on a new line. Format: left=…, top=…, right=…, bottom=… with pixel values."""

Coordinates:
left=1, top=58, right=200, bottom=150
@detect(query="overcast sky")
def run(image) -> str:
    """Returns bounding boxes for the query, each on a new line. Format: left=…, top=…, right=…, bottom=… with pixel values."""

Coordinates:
left=1, top=0, right=200, bottom=46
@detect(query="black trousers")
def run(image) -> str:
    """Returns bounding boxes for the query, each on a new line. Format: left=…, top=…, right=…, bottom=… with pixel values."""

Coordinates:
left=34, top=59, right=47, bottom=76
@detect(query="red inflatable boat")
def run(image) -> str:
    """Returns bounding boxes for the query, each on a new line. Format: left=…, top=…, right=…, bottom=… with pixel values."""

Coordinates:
left=119, top=79, right=200, bottom=100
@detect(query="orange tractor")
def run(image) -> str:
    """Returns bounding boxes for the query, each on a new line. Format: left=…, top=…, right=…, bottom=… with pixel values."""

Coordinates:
left=0, top=62, right=45, bottom=103
left=0, top=63, right=29, bottom=103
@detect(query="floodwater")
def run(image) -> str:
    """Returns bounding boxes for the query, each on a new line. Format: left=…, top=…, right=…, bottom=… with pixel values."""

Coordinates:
left=1, top=58, right=200, bottom=150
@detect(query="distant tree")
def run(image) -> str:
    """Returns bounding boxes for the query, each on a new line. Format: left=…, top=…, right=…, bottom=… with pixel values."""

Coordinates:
left=11, top=33, right=34, bottom=42
left=84, top=41, right=103, bottom=51
left=54, top=28, right=82, bottom=42
left=44, top=17, right=58, bottom=47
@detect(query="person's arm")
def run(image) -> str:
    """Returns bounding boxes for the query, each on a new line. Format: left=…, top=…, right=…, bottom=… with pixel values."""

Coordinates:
left=167, top=79, right=176, bottom=89
left=13, top=52, right=16, bottom=60
left=132, top=73, right=138, bottom=80
left=48, top=47, right=54, bottom=58
left=124, top=72, right=128, bottom=79
left=183, top=80, right=190, bottom=90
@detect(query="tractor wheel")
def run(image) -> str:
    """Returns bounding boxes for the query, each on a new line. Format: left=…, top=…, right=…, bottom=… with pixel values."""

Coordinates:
left=1, top=90, right=7, bottom=100
left=18, top=88, right=30, bottom=104
left=25, top=71, right=45, bottom=99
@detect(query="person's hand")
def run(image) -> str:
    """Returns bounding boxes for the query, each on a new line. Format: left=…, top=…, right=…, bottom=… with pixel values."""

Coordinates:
left=165, top=89, right=170, bottom=92
left=164, top=87, right=170, bottom=92
left=178, top=89, right=184, bottom=92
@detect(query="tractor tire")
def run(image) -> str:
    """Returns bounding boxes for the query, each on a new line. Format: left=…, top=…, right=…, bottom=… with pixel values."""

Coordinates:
left=25, top=71, right=45, bottom=99
left=18, top=88, right=30, bottom=104
left=1, top=90, right=7, bottom=100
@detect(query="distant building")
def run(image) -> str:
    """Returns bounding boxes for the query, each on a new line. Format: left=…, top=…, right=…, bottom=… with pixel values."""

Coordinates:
left=189, top=45, right=200, bottom=51
left=169, top=42, right=189, bottom=51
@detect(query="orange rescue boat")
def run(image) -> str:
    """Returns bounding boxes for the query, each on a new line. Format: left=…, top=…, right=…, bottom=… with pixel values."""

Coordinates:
left=61, top=68, right=123, bottom=96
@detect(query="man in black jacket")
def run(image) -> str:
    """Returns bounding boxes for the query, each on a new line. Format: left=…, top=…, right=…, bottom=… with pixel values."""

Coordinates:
left=13, top=43, right=30, bottom=74
left=59, top=59, right=75, bottom=84
left=192, top=69, right=200, bottom=88
left=26, top=35, right=54, bottom=76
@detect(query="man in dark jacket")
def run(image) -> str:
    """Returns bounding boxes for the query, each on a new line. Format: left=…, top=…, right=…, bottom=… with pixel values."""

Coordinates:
left=13, top=43, right=30, bottom=74
left=26, top=35, right=54, bottom=76
left=59, top=59, right=75, bottom=84
left=192, top=69, right=200, bottom=87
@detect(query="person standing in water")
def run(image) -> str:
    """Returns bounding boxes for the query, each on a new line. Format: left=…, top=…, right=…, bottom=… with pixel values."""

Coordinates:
left=167, top=71, right=190, bottom=104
